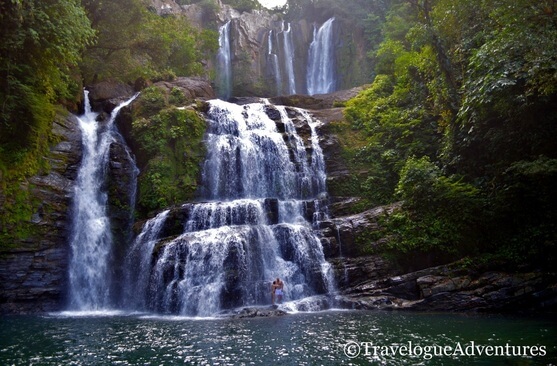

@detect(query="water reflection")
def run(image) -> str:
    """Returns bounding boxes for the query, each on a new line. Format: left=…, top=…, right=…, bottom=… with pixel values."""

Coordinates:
left=1, top=311, right=555, bottom=365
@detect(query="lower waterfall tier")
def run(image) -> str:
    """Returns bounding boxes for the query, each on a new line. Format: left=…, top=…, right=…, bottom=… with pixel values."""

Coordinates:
left=135, top=222, right=332, bottom=316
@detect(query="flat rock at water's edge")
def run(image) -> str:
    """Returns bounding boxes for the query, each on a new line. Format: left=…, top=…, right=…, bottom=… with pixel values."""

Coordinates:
left=222, top=306, right=288, bottom=319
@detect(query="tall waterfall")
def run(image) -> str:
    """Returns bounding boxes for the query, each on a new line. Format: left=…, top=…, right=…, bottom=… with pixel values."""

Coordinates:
left=282, top=22, right=297, bottom=95
left=307, top=17, right=336, bottom=95
left=216, top=21, right=232, bottom=100
left=267, top=30, right=282, bottom=95
left=127, top=100, right=334, bottom=316
left=68, top=91, right=137, bottom=311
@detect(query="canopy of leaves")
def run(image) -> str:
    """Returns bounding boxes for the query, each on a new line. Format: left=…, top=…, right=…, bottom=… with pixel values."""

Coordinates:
left=0, top=0, right=95, bottom=249
left=0, top=0, right=94, bottom=161
left=81, top=0, right=218, bottom=84
left=387, top=156, right=481, bottom=260
left=343, top=0, right=557, bottom=268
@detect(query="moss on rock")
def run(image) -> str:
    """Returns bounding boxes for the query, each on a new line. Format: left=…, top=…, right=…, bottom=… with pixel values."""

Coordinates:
left=131, top=87, right=207, bottom=217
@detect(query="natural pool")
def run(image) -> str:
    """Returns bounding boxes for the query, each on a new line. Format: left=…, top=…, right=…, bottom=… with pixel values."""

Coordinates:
left=1, top=310, right=555, bottom=365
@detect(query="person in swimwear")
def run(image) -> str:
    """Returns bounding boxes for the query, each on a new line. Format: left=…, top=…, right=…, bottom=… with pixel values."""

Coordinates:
left=275, top=277, right=284, bottom=304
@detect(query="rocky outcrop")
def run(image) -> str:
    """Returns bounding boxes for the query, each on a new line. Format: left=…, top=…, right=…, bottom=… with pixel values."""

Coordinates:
left=106, top=132, right=138, bottom=301
left=0, top=112, right=82, bottom=314
left=87, top=80, right=135, bottom=113
left=319, top=204, right=400, bottom=259
left=222, top=306, right=288, bottom=319
left=86, top=77, right=215, bottom=117
left=152, top=77, right=216, bottom=101
left=270, top=86, right=366, bottom=110
left=330, top=256, right=557, bottom=313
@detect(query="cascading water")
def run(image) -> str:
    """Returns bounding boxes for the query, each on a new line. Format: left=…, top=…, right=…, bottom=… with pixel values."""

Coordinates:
left=127, top=100, right=334, bottom=316
left=306, top=17, right=336, bottom=95
left=282, top=22, right=297, bottom=95
left=267, top=30, right=282, bottom=96
left=216, top=21, right=232, bottom=100
left=68, top=91, right=137, bottom=311
left=124, top=209, right=170, bottom=310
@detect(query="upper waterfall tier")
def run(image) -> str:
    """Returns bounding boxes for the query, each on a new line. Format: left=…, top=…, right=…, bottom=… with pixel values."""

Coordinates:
left=201, top=100, right=326, bottom=200
left=214, top=16, right=342, bottom=98
left=216, top=21, right=232, bottom=99
left=307, top=18, right=337, bottom=95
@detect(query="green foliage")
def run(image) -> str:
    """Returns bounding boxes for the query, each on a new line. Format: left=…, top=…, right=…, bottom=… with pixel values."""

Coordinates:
left=0, top=1, right=94, bottom=250
left=0, top=0, right=94, bottom=153
left=344, top=42, right=444, bottom=200
left=134, top=87, right=167, bottom=117
left=169, top=88, right=188, bottom=106
left=131, top=90, right=207, bottom=216
left=339, top=0, right=556, bottom=269
left=80, top=0, right=218, bottom=84
left=486, top=156, right=557, bottom=269
left=324, top=119, right=386, bottom=208
left=386, top=156, right=482, bottom=257
left=454, top=0, right=557, bottom=178
left=0, top=184, right=36, bottom=251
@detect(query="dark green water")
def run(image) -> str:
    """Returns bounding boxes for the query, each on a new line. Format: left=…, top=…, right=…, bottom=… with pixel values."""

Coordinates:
left=1, top=310, right=555, bottom=365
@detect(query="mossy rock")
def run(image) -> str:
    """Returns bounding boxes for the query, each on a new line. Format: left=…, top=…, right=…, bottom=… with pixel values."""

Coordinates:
left=131, top=104, right=208, bottom=217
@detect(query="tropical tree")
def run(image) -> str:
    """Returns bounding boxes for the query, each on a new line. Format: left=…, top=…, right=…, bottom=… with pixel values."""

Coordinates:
left=0, top=0, right=94, bottom=158
left=80, top=0, right=218, bottom=84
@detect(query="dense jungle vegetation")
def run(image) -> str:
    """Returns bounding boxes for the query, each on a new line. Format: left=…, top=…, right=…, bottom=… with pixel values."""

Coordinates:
left=0, top=0, right=217, bottom=246
left=339, top=0, right=557, bottom=269
left=1, top=0, right=556, bottom=271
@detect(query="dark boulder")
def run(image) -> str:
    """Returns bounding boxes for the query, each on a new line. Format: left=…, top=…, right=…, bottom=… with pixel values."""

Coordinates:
left=87, top=81, right=135, bottom=113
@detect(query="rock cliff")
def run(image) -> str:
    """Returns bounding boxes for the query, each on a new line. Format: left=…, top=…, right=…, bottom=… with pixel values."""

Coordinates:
left=150, top=0, right=372, bottom=98
left=0, top=112, right=82, bottom=314
left=330, top=256, right=557, bottom=313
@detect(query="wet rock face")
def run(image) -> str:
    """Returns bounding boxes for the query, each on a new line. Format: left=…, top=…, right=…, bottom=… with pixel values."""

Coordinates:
left=317, top=204, right=401, bottom=259
left=106, top=132, right=138, bottom=303
left=86, top=81, right=135, bottom=113
left=0, top=113, right=82, bottom=314
left=331, top=256, right=557, bottom=313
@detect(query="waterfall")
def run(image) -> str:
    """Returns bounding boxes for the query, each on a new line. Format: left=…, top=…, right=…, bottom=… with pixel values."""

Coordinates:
left=68, top=91, right=138, bottom=311
left=129, top=100, right=334, bottom=316
left=267, top=30, right=282, bottom=95
left=282, top=22, right=297, bottom=95
left=216, top=21, right=232, bottom=100
left=306, top=17, right=336, bottom=95
left=124, top=209, right=170, bottom=310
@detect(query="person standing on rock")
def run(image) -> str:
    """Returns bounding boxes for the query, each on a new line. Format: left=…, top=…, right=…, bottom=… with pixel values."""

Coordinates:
left=275, top=277, right=284, bottom=304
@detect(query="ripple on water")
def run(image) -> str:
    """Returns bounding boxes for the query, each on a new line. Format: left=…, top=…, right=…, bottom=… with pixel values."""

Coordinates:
left=1, top=311, right=556, bottom=365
